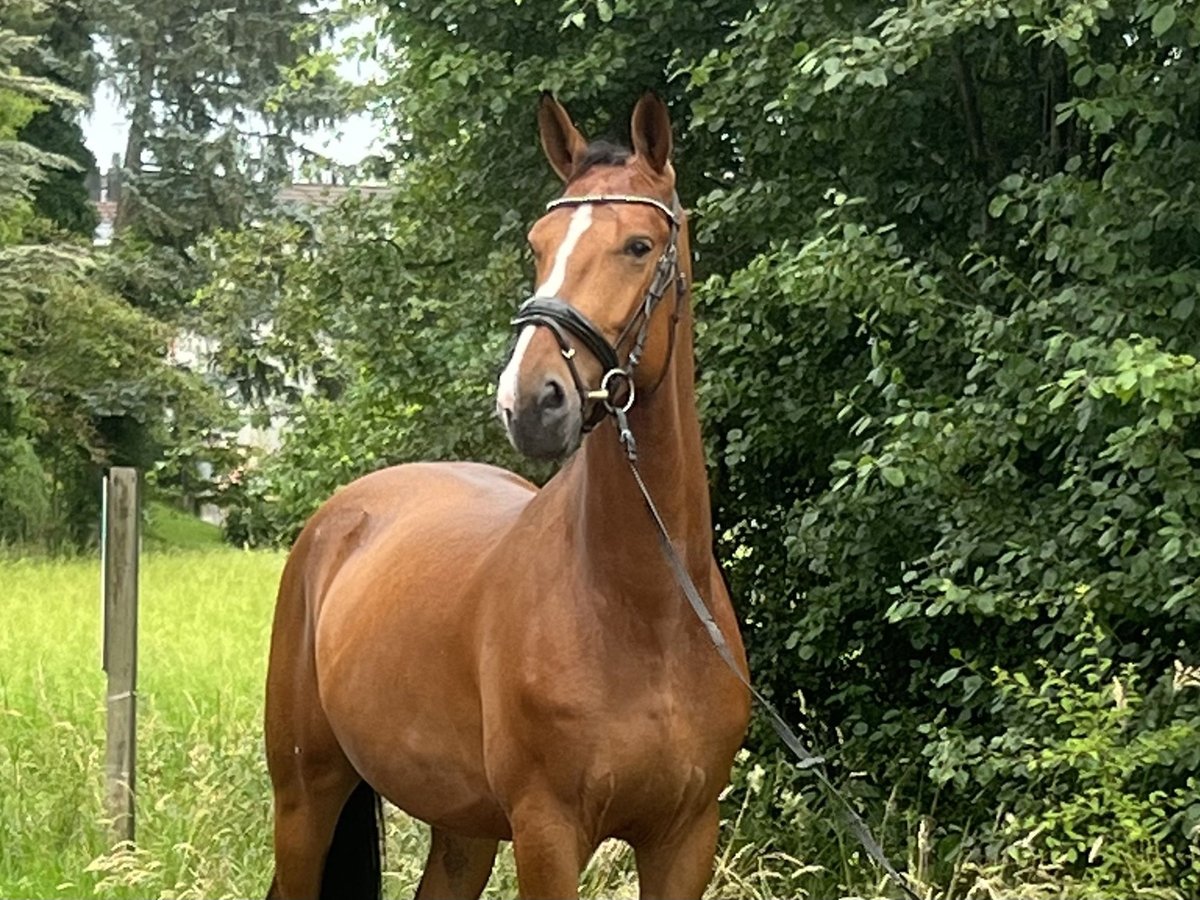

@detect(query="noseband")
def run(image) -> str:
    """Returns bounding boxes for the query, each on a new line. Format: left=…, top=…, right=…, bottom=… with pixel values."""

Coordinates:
left=510, top=193, right=687, bottom=459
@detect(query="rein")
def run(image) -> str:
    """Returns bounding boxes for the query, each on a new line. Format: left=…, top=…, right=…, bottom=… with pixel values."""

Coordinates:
left=624, top=456, right=919, bottom=900
left=511, top=192, right=920, bottom=900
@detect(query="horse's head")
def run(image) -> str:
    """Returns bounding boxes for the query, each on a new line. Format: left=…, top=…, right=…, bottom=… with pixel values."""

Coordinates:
left=497, top=92, right=683, bottom=461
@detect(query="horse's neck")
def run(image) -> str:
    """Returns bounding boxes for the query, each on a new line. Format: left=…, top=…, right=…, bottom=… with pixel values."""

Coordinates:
left=565, top=309, right=714, bottom=602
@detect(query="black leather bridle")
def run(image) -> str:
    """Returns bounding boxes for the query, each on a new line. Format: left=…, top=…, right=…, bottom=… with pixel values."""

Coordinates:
left=510, top=193, right=686, bottom=459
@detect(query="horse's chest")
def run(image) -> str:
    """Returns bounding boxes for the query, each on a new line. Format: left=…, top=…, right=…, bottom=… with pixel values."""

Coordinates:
left=490, top=638, right=741, bottom=827
left=597, top=689, right=724, bottom=804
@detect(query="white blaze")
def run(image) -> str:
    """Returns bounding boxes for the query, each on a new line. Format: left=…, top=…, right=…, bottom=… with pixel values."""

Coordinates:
left=496, top=326, right=536, bottom=412
left=534, top=203, right=593, bottom=298
left=497, top=204, right=593, bottom=411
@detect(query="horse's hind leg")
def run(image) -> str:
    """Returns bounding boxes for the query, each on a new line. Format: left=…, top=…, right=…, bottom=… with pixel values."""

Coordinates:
left=267, top=765, right=360, bottom=898
left=265, top=661, right=363, bottom=899
left=414, top=827, right=498, bottom=899
left=265, top=528, right=369, bottom=899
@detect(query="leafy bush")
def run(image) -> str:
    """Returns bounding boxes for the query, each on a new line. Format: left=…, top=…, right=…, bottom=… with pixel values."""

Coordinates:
left=925, top=620, right=1200, bottom=897
left=685, top=2, right=1200, bottom=893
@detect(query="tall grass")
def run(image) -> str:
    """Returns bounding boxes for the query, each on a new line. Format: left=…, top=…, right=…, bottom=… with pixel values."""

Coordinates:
left=0, top=550, right=283, bottom=898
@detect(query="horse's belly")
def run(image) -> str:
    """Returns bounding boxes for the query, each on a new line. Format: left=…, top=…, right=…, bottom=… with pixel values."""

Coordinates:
left=317, top=570, right=513, bottom=836
left=341, top=725, right=511, bottom=838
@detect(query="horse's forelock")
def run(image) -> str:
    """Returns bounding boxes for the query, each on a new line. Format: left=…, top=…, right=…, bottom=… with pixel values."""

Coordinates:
left=569, top=140, right=630, bottom=182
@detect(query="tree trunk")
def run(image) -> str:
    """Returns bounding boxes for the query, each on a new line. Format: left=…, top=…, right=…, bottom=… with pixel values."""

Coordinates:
left=114, top=47, right=154, bottom=233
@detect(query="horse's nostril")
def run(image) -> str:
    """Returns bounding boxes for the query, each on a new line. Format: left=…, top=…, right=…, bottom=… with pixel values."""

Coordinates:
left=539, top=378, right=566, bottom=412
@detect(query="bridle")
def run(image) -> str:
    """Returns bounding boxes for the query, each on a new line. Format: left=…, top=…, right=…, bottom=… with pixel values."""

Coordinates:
left=510, top=192, right=686, bottom=460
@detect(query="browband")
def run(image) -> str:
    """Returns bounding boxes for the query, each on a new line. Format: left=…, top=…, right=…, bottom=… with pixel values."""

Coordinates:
left=545, top=194, right=679, bottom=225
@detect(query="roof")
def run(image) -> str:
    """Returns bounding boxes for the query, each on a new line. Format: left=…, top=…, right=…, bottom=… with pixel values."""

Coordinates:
left=275, top=182, right=392, bottom=208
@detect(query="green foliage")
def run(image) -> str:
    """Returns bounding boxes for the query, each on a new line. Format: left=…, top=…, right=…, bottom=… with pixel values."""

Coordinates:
left=928, top=629, right=1200, bottom=897
left=12, top=0, right=98, bottom=236
left=0, top=5, right=228, bottom=551
left=1, top=271, right=229, bottom=549
left=18, top=107, right=97, bottom=235
left=687, top=1, right=1200, bottom=895
left=201, top=193, right=543, bottom=546
left=0, top=22, right=69, bottom=244
left=0, top=7, right=92, bottom=548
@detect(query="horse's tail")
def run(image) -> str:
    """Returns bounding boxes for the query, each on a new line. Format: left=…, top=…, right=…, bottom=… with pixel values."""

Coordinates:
left=319, top=780, right=384, bottom=900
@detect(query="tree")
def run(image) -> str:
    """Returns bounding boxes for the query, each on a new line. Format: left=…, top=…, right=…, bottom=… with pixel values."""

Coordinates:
left=90, top=0, right=346, bottom=252
left=0, top=3, right=225, bottom=548
left=12, top=0, right=97, bottom=236
left=0, top=16, right=63, bottom=542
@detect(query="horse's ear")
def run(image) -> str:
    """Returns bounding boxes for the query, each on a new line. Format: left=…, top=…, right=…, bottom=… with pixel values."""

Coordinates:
left=538, top=93, right=588, bottom=183
left=630, top=92, right=673, bottom=174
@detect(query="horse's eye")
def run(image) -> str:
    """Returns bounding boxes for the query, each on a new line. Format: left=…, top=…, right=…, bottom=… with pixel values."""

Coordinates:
left=625, top=238, right=653, bottom=259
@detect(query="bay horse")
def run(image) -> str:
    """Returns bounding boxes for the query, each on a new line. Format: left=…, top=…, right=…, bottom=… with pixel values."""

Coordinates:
left=264, top=92, right=750, bottom=900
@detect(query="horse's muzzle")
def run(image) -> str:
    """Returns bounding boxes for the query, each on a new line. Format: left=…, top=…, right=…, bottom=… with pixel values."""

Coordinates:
left=498, top=374, right=582, bottom=460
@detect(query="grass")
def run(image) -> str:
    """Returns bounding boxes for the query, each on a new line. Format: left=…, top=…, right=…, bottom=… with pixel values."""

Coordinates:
left=0, top=549, right=282, bottom=898
left=143, top=501, right=224, bottom=551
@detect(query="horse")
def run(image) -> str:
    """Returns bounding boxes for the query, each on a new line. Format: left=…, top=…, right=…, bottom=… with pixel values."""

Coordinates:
left=264, top=92, right=750, bottom=900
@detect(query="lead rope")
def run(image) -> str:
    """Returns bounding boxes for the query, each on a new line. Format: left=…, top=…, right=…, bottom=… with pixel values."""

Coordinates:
left=621, top=449, right=921, bottom=900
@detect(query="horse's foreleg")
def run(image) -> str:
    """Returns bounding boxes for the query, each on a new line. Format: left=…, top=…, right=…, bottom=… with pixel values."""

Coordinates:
left=633, top=803, right=721, bottom=900
left=510, top=798, right=591, bottom=900
left=413, top=827, right=498, bottom=900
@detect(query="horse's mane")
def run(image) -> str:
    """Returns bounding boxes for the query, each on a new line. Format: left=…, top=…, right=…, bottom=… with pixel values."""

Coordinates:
left=570, top=140, right=630, bottom=182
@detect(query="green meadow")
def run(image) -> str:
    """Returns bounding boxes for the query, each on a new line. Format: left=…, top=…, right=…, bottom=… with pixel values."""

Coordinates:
left=0, top=549, right=287, bottom=898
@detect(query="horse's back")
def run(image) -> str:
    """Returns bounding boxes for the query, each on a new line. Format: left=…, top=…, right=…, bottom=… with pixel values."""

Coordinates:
left=310, top=459, right=535, bottom=535
left=293, top=459, right=534, bottom=594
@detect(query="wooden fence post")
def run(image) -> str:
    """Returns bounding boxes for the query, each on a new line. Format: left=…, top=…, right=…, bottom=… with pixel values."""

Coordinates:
left=102, top=467, right=139, bottom=844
